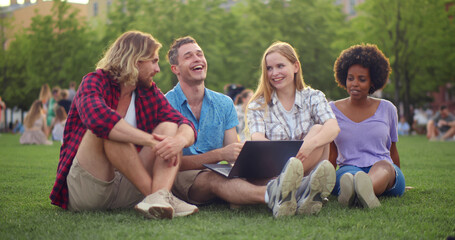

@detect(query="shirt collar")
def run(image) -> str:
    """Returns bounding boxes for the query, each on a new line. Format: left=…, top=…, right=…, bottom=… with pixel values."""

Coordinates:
left=271, top=89, right=303, bottom=109
left=174, top=82, right=212, bottom=106
left=136, top=82, right=157, bottom=98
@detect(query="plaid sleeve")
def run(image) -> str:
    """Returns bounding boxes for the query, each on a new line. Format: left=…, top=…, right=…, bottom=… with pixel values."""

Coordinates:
left=75, top=73, right=122, bottom=139
left=246, top=99, right=266, bottom=136
left=311, top=90, right=335, bottom=124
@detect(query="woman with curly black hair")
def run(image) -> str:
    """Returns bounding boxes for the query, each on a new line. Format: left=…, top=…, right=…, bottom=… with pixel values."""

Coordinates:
left=328, top=44, right=405, bottom=209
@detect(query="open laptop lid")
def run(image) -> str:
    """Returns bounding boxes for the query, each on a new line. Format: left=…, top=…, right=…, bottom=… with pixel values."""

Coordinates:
left=204, top=140, right=303, bottom=179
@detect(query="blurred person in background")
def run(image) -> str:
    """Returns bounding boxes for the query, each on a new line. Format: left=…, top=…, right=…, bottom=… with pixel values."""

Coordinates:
left=58, top=89, right=72, bottom=114
left=20, top=100, right=52, bottom=145
left=224, top=83, right=245, bottom=102
left=50, top=106, right=67, bottom=142
left=426, top=105, right=455, bottom=141
left=412, top=107, right=429, bottom=135
left=68, top=81, right=77, bottom=102
left=39, top=84, right=52, bottom=114
left=47, top=86, right=61, bottom=126
left=0, top=96, right=5, bottom=132
left=398, top=115, right=410, bottom=136
left=234, top=88, right=253, bottom=141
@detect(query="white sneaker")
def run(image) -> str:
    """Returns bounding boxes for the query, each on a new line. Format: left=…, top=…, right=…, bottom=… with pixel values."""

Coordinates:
left=354, top=171, right=380, bottom=209
left=338, top=173, right=355, bottom=207
left=266, top=157, right=303, bottom=218
left=168, top=193, right=198, bottom=217
left=296, top=160, right=335, bottom=215
left=134, top=189, right=174, bottom=219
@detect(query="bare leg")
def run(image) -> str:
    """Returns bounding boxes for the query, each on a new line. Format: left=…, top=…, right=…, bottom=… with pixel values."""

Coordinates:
left=441, top=126, right=455, bottom=140
left=368, top=160, right=396, bottom=196
left=302, top=124, right=330, bottom=175
left=103, top=139, right=154, bottom=195
left=144, top=122, right=180, bottom=192
left=188, top=171, right=266, bottom=205
left=75, top=122, right=180, bottom=197
left=426, top=120, right=437, bottom=139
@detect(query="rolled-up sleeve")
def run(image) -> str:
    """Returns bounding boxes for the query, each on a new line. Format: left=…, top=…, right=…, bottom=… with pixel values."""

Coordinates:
left=311, top=90, right=335, bottom=124
left=247, top=100, right=266, bottom=136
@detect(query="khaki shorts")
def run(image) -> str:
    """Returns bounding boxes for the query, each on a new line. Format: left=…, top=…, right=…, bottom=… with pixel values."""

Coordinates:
left=172, top=169, right=212, bottom=205
left=67, top=157, right=144, bottom=211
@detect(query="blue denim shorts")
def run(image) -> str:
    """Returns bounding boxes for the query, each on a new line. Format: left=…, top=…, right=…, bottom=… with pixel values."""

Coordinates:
left=332, top=163, right=405, bottom=197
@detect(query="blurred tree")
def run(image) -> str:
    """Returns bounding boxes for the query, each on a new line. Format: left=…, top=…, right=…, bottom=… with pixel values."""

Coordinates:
left=137, top=0, right=232, bottom=93
left=2, top=0, right=99, bottom=109
left=235, top=0, right=348, bottom=99
left=0, top=32, right=30, bottom=109
left=350, top=0, right=455, bottom=123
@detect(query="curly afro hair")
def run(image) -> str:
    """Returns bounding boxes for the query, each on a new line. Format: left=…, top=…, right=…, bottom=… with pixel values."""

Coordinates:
left=334, top=43, right=391, bottom=94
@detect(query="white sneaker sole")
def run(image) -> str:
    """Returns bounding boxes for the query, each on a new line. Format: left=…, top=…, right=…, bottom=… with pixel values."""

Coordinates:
left=297, top=160, right=336, bottom=215
left=354, top=172, right=381, bottom=209
left=135, top=203, right=174, bottom=219
left=174, top=207, right=199, bottom=217
left=273, top=157, right=304, bottom=218
left=338, top=173, right=355, bottom=207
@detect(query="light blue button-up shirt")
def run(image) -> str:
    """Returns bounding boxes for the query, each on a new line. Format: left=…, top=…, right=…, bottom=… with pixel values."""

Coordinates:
left=166, top=83, right=238, bottom=156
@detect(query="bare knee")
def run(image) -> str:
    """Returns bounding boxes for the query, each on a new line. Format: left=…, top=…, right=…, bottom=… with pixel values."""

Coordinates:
left=371, top=160, right=396, bottom=187
left=373, top=160, right=395, bottom=174
left=188, top=172, right=222, bottom=203
left=153, top=122, right=178, bottom=136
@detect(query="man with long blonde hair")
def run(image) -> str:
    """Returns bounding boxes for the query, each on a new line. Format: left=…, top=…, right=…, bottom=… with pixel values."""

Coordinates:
left=50, top=31, right=198, bottom=219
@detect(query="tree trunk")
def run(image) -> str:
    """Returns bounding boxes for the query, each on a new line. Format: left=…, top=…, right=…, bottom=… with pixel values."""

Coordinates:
left=393, top=1, right=402, bottom=108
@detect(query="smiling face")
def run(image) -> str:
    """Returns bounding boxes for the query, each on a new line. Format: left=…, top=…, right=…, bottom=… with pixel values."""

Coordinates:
left=172, top=43, right=207, bottom=84
left=137, top=53, right=160, bottom=88
left=265, top=52, right=298, bottom=93
left=346, top=64, right=371, bottom=99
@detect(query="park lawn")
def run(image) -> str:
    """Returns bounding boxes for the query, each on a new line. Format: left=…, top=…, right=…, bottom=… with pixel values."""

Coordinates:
left=0, top=133, right=454, bottom=239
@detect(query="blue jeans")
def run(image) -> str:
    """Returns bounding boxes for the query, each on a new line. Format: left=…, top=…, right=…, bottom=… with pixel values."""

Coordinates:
left=332, top=163, right=405, bottom=197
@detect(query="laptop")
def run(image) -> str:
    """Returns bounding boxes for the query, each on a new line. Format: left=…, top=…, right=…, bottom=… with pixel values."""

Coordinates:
left=203, top=140, right=303, bottom=179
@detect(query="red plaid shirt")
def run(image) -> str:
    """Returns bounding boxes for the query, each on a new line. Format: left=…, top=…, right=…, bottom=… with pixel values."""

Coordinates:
left=49, top=69, right=196, bottom=209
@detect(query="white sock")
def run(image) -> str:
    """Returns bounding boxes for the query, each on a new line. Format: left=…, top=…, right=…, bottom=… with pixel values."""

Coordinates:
left=264, top=180, right=272, bottom=204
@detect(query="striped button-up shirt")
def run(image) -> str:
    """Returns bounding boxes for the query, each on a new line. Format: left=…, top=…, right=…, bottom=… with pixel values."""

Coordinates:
left=247, top=88, right=335, bottom=140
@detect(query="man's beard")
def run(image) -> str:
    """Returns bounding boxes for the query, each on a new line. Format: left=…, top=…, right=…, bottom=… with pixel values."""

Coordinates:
left=137, top=77, right=152, bottom=88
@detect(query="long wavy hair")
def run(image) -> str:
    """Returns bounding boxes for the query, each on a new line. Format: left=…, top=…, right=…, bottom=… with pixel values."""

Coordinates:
left=96, top=30, right=162, bottom=86
left=24, top=100, right=44, bottom=129
left=249, top=41, right=306, bottom=109
left=39, top=84, right=51, bottom=104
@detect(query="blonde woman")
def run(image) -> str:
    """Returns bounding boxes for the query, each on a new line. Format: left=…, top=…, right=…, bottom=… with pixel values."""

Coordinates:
left=39, top=84, right=51, bottom=114
left=246, top=41, right=339, bottom=215
left=234, top=88, right=253, bottom=141
left=50, top=106, right=67, bottom=142
left=20, top=100, right=52, bottom=145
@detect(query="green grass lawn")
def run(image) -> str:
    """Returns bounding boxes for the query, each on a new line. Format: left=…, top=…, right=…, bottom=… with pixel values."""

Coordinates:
left=0, top=133, right=454, bottom=239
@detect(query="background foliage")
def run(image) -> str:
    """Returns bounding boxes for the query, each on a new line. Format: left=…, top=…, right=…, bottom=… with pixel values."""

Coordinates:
left=0, top=0, right=454, bottom=119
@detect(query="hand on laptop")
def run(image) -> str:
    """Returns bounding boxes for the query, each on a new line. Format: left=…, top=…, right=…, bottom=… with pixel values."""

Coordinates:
left=220, top=142, right=244, bottom=163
